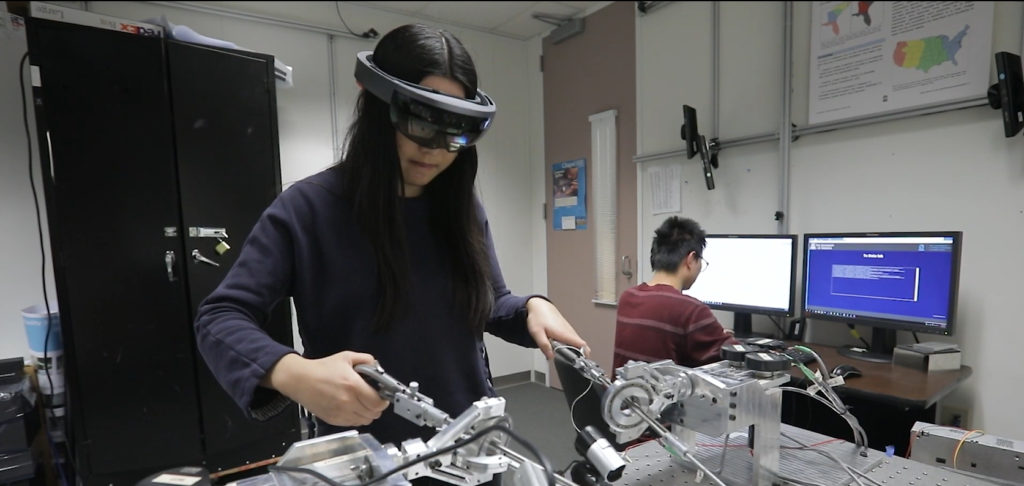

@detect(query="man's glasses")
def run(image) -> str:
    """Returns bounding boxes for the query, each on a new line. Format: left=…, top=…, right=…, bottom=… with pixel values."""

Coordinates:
left=699, top=255, right=710, bottom=272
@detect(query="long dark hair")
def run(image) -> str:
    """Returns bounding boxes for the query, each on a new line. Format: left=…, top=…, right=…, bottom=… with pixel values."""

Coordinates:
left=338, top=24, right=493, bottom=335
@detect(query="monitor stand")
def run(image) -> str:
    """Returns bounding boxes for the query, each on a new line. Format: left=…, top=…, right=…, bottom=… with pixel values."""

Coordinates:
left=732, top=312, right=753, bottom=338
left=837, top=327, right=897, bottom=364
left=731, top=312, right=775, bottom=339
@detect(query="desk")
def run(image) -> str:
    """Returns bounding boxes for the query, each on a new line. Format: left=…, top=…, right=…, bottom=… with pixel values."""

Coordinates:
left=782, top=341, right=972, bottom=457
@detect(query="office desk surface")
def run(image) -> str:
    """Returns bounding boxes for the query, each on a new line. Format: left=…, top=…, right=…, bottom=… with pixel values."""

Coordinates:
left=788, top=341, right=972, bottom=409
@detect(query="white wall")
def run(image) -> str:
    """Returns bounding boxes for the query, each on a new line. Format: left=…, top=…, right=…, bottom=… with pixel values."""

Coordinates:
left=0, top=11, right=57, bottom=363
left=636, top=1, right=786, bottom=332
left=635, top=1, right=1024, bottom=440
left=0, top=2, right=541, bottom=377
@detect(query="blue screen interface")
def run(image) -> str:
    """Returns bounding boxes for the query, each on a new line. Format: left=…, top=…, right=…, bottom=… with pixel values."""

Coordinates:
left=804, top=235, right=955, bottom=331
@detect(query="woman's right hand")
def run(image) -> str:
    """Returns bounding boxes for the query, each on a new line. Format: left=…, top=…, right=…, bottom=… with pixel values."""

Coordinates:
left=263, top=351, right=390, bottom=426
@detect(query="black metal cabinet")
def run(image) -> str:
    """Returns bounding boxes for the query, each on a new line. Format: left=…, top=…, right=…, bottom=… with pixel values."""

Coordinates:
left=166, top=40, right=298, bottom=469
left=27, top=18, right=298, bottom=485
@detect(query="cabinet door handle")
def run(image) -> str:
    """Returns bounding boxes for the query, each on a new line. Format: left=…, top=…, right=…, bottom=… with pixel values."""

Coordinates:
left=192, top=249, right=220, bottom=267
left=45, top=131, right=55, bottom=182
left=165, top=251, right=177, bottom=282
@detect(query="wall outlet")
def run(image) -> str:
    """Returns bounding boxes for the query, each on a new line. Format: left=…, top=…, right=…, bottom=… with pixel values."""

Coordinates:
left=938, top=404, right=970, bottom=428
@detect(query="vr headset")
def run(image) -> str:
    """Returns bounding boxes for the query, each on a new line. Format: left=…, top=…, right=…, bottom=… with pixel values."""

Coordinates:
left=354, top=51, right=496, bottom=152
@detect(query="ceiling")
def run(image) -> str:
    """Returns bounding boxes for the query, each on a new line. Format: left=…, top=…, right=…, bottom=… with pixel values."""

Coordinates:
left=347, top=2, right=606, bottom=40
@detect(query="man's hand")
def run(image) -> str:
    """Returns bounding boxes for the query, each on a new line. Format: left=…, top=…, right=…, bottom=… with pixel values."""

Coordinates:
left=263, top=351, right=390, bottom=426
left=525, top=297, right=589, bottom=359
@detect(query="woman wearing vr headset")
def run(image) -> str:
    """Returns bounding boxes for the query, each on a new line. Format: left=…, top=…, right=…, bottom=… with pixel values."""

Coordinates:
left=193, top=23, right=589, bottom=473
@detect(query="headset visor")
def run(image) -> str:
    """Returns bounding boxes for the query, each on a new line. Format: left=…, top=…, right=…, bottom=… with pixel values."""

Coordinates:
left=389, top=91, right=492, bottom=152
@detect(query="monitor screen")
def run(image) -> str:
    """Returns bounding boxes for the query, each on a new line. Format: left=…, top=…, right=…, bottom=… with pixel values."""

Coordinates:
left=802, top=232, right=961, bottom=335
left=683, top=235, right=797, bottom=316
left=992, top=51, right=1024, bottom=138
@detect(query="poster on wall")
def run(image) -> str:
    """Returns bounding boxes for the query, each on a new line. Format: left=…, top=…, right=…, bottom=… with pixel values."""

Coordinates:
left=552, top=158, right=586, bottom=231
left=649, top=164, right=682, bottom=215
left=809, top=1, right=994, bottom=125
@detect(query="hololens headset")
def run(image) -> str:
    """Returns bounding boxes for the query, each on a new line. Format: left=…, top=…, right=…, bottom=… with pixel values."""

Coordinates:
left=354, top=51, right=496, bottom=152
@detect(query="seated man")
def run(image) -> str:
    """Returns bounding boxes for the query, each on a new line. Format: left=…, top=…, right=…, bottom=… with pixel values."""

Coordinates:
left=613, top=216, right=738, bottom=370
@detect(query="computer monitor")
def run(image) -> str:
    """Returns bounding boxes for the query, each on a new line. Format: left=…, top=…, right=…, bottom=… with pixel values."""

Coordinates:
left=988, top=52, right=1024, bottom=137
left=683, top=234, right=797, bottom=338
left=802, top=232, right=962, bottom=363
left=680, top=105, right=716, bottom=190
left=681, top=105, right=700, bottom=159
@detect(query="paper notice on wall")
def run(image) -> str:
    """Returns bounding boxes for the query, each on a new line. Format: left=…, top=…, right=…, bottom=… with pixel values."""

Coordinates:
left=809, top=1, right=994, bottom=125
left=649, top=164, right=682, bottom=215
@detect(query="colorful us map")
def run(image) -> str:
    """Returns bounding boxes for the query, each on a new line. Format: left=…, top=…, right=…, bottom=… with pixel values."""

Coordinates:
left=822, top=1, right=875, bottom=36
left=893, top=25, right=969, bottom=73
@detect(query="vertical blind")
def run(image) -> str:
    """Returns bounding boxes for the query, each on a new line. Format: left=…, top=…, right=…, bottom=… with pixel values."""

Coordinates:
left=590, top=109, right=618, bottom=303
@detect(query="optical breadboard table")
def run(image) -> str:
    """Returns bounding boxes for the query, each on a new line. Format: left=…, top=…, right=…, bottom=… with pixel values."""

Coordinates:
left=617, top=424, right=1001, bottom=486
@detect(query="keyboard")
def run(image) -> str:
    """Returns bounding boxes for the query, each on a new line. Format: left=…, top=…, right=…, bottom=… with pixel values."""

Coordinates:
left=783, top=348, right=817, bottom=364
left=738, top=338, right=817, bottom=364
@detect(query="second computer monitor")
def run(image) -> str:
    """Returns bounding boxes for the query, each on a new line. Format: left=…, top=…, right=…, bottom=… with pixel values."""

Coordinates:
left=802, top=232, right=960, bottom=336
left=683, top=234, right=797, bottom=336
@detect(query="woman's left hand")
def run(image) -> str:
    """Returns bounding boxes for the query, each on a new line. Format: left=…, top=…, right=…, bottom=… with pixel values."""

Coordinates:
left=525, top=297, right=589, bottom=359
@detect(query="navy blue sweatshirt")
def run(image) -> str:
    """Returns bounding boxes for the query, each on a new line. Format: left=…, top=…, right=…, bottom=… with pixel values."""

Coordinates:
left=194, top=166, right=538, bottom=446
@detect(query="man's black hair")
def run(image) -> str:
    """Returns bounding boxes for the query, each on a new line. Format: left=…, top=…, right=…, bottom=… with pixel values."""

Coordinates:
left=650, top=216, right=706, bottom=272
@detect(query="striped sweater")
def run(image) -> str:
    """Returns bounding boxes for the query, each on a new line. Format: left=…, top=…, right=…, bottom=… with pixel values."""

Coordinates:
left=613, top=283, right=739, bottom=370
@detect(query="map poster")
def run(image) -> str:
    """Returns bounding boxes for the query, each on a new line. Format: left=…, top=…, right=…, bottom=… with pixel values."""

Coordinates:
left=552, top=158, right=586, bottom=231
left=809, top=1, right=994, bottom=125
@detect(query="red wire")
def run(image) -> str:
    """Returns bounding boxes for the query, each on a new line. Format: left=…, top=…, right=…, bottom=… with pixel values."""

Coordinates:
left=805, top=437, right=845, bottom=448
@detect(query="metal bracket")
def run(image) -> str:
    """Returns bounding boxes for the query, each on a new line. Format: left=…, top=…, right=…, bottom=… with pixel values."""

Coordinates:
left=188, top=227, right=228, bottom=238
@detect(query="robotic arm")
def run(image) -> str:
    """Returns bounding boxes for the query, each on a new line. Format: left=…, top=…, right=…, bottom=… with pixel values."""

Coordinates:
left=554, top=342, right=792, bottom=486
left=256, top=363, right=575, bottom=486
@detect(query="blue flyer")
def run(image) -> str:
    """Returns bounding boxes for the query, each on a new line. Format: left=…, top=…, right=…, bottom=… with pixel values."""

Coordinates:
left=552, top=158, right=586, bottom=230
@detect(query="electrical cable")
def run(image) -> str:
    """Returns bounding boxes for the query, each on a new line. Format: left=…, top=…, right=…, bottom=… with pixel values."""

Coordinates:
left=569, top=380, right=594, bottom=433
left=768, top=316, right=787, bottom=339
left=781, top=431, right=883, bottom=486
left=781, top=432, right=866, bottom=486
left=555, top=343, right=604, bottom=435
left=952, top=429, right=984, bottom=470
left=773, top=473, right=831, bottom=486
left=779, top=386, right=867, bottom=448
left=22, top=51, right=71, bottom=486
left=912, top=331, right=920, bottom=344
left=334, top=2, right=378, bottom=39
left=270, top=465, right=344, bottom=486
left=710, top=432, right=733, bottom=474
left=791, top=346, right=869, bottom=448
left=905, top=424, right=961, bottom=459
left=793, top=345, right=846, bottom=409
left=780, top=387, right=842, bottom=414
left=361, top=424, right=555, bottom=486
left=681, top=451, right=727, bottom=486
left=843, top=325, right=868, bottom=347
